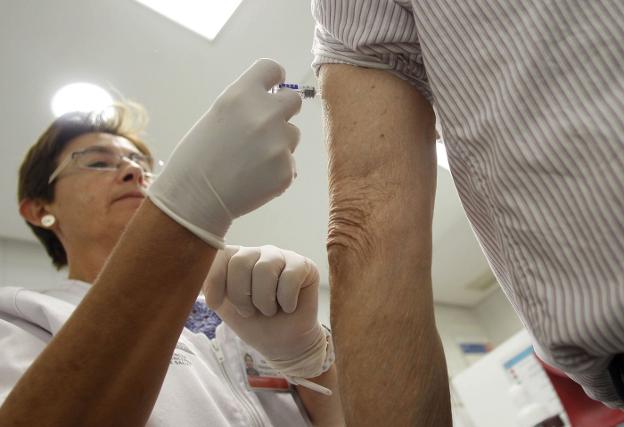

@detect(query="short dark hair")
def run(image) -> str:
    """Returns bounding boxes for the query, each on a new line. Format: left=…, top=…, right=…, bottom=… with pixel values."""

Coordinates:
left=17, top=103, right=151, bottom=269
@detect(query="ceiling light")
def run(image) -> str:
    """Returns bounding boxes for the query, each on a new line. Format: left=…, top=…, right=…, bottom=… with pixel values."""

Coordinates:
left=133, top=0, right=244, bottom=41
left=436, top=139, right=450, bottom=170
left=51, top=83, right=113, bottom=118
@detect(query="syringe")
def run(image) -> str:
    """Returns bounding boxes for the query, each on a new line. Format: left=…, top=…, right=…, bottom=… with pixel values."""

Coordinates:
left=270, top=83, right=317, bottom=99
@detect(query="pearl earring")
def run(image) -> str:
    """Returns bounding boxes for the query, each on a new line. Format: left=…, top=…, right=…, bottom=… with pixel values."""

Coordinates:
left=41, top=214, right=56, bottom=228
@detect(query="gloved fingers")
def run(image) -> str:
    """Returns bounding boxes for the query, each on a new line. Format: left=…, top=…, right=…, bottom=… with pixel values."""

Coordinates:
left=239, top=58, right=285, bottom=91
left=273, top=88, right=303, bottom=121
left=299, top=258, right=320, bottom=314
left=203, top=245, right=239, bottom=310
left=277, top=251, right=318, bottom=314
left=227, top=246, right=262, bottom=317
left=252, top=245, right=286, bottom=316
left=270, top=152, right=296, bottom=197
left=293, top=280, right=320, bottom=330
left=302, top=258, right=320, bottom=289
left=283, top=123, right=301, bottom=153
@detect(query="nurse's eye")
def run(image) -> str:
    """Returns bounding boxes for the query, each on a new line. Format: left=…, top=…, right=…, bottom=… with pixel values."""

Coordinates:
left=86, top=160, right=113, bottom=169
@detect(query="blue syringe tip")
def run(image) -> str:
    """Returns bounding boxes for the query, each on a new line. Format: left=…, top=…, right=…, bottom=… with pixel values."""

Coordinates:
left=272, top=83, right=316, bottom=99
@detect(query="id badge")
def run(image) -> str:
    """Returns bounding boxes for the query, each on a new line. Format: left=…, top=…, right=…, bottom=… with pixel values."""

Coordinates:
left=236, top=338, right=292, bottom=392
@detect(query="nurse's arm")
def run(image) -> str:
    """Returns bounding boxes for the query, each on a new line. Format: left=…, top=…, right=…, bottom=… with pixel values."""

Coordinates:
left=0, top=201, right=216, bottom=426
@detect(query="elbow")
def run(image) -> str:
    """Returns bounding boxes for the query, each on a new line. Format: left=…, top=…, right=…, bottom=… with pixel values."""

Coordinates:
left=327, top=202, right=373, bottom=268
left=326, top=181, right=386, bottom=275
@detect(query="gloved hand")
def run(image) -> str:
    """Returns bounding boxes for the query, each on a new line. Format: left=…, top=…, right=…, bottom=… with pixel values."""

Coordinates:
left=203, top=245, right=330, bottom=379
left=147, top=59, right=302, bottom=248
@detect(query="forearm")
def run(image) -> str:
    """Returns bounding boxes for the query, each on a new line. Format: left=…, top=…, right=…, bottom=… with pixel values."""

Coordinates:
left=297, top=364, right=344, bottom=426
left=319, top=64, right=451, bottom=426
left=0, top=200, right=216, bottom=426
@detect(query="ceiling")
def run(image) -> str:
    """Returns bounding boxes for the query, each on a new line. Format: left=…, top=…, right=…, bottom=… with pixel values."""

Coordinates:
left=0, top=0, right=495, bottom=306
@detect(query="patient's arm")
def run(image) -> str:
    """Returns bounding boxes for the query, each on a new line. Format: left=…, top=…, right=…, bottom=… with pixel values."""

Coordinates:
left=319, top=64, right=451, bottom=426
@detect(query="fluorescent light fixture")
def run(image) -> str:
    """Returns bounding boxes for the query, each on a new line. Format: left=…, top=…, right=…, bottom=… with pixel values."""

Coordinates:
left=51, top=83, right=113, bottom=118
left=133, top=0, right=244, bottom=41
left=436, top=139, right=450, bottom=170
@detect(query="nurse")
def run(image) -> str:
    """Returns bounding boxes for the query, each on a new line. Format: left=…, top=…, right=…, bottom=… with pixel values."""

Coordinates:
left=0, top=59, right=343, bottom=426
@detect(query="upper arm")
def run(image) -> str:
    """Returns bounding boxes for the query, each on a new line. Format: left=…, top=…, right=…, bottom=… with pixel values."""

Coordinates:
left=318, top=63, right=436, bottom=169
left=312, top=0, right=437, bottom=204
left=318, top=64, right=437, bottom=260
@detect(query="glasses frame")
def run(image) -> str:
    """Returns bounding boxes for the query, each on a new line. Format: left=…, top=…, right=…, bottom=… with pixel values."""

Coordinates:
left=48, top=146, right=155, bottom=185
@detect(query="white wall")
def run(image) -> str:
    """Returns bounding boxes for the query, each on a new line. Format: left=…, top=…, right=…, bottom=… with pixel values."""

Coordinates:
left=435, top=304, right=491, bottom=377
left=474, top=287, right=524, bottom=347
left=0, top=237, right=65, bottom=290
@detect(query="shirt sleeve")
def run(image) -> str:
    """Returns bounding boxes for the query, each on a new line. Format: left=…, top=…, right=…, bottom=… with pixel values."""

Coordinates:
left=0, top=315, right=50, bottom=407
left=311, top=0, right=432, bottom=101
left=532, top=335, right=624, bottom=409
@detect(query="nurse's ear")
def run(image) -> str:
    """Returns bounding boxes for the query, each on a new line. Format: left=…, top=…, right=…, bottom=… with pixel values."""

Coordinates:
left=19, top=198, right=57, bottom=230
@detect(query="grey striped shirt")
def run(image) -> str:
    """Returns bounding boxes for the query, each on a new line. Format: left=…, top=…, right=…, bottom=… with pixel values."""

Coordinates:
left=312, top=0, right=624, bottom=407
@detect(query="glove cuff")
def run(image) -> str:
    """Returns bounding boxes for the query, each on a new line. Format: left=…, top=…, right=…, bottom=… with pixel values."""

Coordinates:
left=147, top=172, right=232, bottom=249
left=266, top=324, right=334, bottom=379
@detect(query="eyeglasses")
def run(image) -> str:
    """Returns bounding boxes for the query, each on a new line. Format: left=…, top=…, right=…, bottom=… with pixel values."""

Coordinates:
left=48, top=146, right=157, bottom=184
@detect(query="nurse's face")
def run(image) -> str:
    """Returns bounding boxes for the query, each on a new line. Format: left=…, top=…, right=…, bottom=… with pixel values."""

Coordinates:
left=45, top=132, right=150, bottom=249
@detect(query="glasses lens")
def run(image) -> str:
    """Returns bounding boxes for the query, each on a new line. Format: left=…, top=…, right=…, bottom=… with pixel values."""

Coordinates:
left=77, top=149, right=119, bottom=170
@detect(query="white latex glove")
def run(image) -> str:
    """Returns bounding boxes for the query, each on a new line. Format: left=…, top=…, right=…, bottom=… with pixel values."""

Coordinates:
left=203, top=245, right=330, bottom=379
left=147, top=59, right=302, bottom=248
